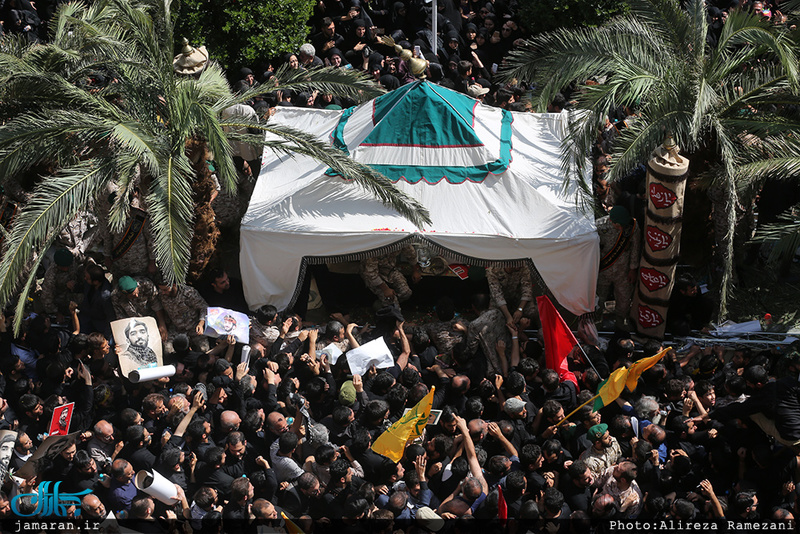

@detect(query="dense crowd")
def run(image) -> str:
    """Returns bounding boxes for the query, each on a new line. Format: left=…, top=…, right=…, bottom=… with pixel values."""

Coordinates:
left=228, top=0, right=534, bottom=112
left=2, top=248, right=799, bottom=534
left=0, top=1, right=799, bottom=534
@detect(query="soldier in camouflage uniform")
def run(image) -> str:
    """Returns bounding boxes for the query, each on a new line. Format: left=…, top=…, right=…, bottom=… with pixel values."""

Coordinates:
left=426, top=296, right=468, bottom=356
left=40, top=249, right=84, bottom=321
left=211, top=179, right=247, bottom=229
left=427, top=319, right=468, bottom=356
left=111, top=276, right=168, bottom=343
left=596, top=206, right=642, bottom=326
left=486, top=264, right=536, bottom=327
left=98, top=189, right=156, bottom=278
left=156, top=282, right=210, bottom=353
left=55, top=211, right=99, bottom=263
left=466, top=293, right=508, bottom=376
left=360, top=245, right=420, bottom=305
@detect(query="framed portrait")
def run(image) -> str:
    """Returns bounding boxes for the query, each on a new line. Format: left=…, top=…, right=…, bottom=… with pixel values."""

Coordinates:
left=111, top=316, right=164, bottom=378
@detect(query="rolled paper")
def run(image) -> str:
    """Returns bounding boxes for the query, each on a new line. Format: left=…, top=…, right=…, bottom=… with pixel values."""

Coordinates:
left=129, top=365, right=176, bottom=383
left=135, top=469, right=179, bottom=505
left=241, top=345, right=251, bottom=366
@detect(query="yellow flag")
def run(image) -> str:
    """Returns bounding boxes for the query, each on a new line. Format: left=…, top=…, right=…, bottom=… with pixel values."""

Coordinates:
left=282, top=512, right=305, bottom=534
left=626, top=347, right=671, bottom=391
left=592, top=366, right=629, bottom=412
left=372, top=386, right=435, bottom=463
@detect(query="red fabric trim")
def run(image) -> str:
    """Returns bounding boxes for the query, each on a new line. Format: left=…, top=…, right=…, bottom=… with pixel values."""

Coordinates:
left=359, top=143, right=485, bottom=148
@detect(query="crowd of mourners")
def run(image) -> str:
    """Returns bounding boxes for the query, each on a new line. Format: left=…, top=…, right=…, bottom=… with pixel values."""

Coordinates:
left=0, top=0, right=799, bottom=533
left=225, top=0, right=533, bottom=112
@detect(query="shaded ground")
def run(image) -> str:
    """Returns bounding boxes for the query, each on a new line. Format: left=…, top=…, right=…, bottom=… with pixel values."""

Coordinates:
left=728, top=259, right=800, bottom=330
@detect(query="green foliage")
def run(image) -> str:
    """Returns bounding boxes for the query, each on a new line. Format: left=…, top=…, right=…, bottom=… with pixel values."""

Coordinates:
left=0, top=0, right=428, bottom=332
left=174, top=0, right=315, bottom=71
left=504, top=0, right=800, bottom=319
left=518, top=0, right=629, bottom=35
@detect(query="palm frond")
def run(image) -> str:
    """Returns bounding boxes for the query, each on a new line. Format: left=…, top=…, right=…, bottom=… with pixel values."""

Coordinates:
left=556, top=109, right=602, bottom=197
left=750, top=205, right=800, bottom=266
left=249, top=122, right=431, bottom=228
left=732, top=135, right=800, bottom=187
left=11, top=249, right=49, bottom=335
left=0, top=160, right=113, bottom=306
left=0, top=110, right=119, bottom=181
left=107, top=154, right=144, bottom=233
left=146, top=153, right=195, bottom=284
left=627, top=0, right=694, bottom=53
left=715, top=9, right=799, bottom=91
left=254, top=65, right=386, bottom=104
left=609, top=107, right=693, bottom=182
left=502, top=16, right=671, bottom=111
left=690, top=77, right=721, bottom=140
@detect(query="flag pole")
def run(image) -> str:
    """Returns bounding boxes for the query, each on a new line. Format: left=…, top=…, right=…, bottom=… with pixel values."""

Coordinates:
left=555, top=393, right=601, bottom=427
left=576, top=343, right=601, bottom=377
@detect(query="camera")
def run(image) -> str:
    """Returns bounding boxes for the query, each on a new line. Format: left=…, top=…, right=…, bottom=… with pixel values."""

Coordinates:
left=289, top=392, right=306, bottom=408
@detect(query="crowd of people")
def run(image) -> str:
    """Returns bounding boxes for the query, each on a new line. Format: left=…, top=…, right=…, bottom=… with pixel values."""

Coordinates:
left=226, top=0, right=536, bottom=113
left=2, top=241, right=800, bottom=534
left=0, top=0, right=799, bottom=534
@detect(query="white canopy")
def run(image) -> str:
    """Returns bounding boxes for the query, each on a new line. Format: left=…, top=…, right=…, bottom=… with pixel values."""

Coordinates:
left=241, top=82, right=599, bottom=315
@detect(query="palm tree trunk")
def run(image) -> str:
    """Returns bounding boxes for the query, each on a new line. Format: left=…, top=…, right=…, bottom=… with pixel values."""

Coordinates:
left=186, top=137, right=219, bottom=283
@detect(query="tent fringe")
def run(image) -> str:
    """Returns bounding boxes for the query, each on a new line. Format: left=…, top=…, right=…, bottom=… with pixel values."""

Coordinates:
left=287, top=234, right=551, bottom=308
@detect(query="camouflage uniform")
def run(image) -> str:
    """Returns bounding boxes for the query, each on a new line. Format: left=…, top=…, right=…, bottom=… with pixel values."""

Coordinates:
left=111, top=276, right=163, bottom=320
left=211, top=186, right=247, bottom=228
left=486, top=265, right=537, bottom=318
left=578, top=436, right=622, bottom=478
left=98, top=192, right=156, bottom=278
left=426, top=319, right=468, bottom=355
left=40, top=263, right=83, bottom=316
left=466, top=308, right=507, bottom=375
left=360, top=245, right=417, bottom=305
left=250, top=321, right=280, bottom=355
left=325, top=338, right=351, bottom=354
left=56, top=211, right=99, bottom=262
left=159, top=285, right=210, bottom=352
left=596, top=216, right=641, bottom=320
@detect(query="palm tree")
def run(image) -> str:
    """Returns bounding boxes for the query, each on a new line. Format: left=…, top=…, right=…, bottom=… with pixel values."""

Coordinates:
left=0, top=0, right=430, bottom=329
left=502, top=0, right=800, bottom=318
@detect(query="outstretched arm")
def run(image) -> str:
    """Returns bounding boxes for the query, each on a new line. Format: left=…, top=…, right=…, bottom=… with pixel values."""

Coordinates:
left=456, top=416, right=487, bottom=493
left=397, top=321, right=410, bottom=370
left=487, top=421, right=517, bottom=458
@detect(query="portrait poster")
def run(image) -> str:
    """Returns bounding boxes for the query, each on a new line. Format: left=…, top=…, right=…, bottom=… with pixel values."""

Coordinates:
left=111, top=316, right=164, bottom=378
left=48, top=402, right=74, bottom=438
left=203, top=307, right=250, bottom=344
left=15, top=432, right=79, bottom=480
left=0, top=430, right=16, bottom=481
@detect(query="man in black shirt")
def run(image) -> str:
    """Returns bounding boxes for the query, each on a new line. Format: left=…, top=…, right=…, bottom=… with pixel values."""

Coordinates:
left=559, top=460, right=594, bottom=512
left=199, top=270, right=249, bottom=314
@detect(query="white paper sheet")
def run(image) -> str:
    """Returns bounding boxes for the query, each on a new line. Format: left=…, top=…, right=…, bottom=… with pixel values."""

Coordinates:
left=320, top=343, right=344, bottom=364
left=346, top=337, right=395, bottom=376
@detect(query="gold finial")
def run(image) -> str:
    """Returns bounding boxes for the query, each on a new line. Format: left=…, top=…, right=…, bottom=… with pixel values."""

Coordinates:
left=379, top=35, right=428, bottom=79
left=180, top=38, right=193, bottom=55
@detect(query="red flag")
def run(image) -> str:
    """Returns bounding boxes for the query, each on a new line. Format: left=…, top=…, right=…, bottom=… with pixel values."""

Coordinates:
left=537, top=296, right=579, bottom=389
left=498, top=484, right=508, bottom=526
